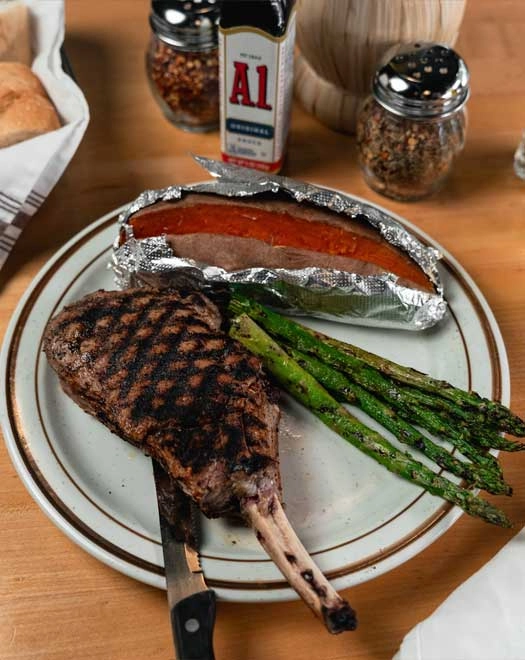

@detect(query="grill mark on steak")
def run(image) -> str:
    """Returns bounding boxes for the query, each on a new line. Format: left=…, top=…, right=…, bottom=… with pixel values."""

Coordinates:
left=124, top=320, right=264, bottom=434
left=111, top=307, right=175, bottom=390
left=107, top=299, right=193, bottom=385
left=56, top=294, right=154, bottom=371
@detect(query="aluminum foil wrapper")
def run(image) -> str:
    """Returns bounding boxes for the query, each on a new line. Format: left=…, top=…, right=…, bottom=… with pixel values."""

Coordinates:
left=112, top=157, right=447, bottom=330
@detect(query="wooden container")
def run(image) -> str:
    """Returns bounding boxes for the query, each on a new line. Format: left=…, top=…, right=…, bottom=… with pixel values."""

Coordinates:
left=294, top=0, right=466, bottom=133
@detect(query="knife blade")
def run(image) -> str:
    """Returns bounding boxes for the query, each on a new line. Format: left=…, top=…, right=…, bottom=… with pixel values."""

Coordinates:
left=153, top=461, right=216, bottom=660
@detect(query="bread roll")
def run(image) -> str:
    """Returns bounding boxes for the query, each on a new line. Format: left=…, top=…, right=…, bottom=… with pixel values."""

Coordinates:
left=0, top=61, right=60, bottom=148
left=0, top=0, right=31, bottom=65
left=0, top=60, right=44, bottom=94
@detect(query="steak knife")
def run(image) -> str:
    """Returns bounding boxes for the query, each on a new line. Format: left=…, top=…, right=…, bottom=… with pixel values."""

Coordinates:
left=153, top=461, right=216, bottom=660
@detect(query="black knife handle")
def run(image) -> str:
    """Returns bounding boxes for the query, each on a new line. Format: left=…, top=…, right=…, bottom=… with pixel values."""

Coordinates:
left=171, top=590, right=216, bottom=660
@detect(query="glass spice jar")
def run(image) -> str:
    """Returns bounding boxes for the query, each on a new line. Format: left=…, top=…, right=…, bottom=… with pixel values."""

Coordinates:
left=146, top=0, right=220, bottom=132
left=356, top=43, right=469, bottom=201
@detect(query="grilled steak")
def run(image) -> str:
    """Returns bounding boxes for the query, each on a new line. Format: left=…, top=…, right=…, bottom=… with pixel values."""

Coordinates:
left=43, top=287, right=356, bottom=633
left=43, top=287, right=279, bottom=517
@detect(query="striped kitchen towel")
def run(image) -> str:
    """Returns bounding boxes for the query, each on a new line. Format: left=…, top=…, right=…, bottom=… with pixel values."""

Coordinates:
left=0, top=0, right=89, bottom=269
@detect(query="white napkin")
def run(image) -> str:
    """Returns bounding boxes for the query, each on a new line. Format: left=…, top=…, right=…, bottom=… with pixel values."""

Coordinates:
left=0, top=0, right=89, bottom=269
left=394, top=528, right=525, bottom=660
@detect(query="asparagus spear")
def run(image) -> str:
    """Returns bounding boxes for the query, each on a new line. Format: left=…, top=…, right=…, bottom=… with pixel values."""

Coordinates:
left=229, top=314, right=511, bottom=528
left=399, top=397, right=525, bottom=453
left=311, top=328, right=525, bottom=437
left=228, top=296, right=497, bottom=469
left=408, top=403, right=525, bottom=452
left=287, top=346, right=511, bottom=496
left=396, top=385, right=523, bottom=455
left=393, top=402, right=502, bottom=474
left=390, top=379, right=525, bottom=452
left=459, top=424, right=525, bottom=453
left=398, top=385, right=479, bottom=424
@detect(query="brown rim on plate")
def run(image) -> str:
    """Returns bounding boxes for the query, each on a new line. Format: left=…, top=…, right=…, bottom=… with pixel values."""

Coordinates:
left=4, top=213, right=501, bottom=590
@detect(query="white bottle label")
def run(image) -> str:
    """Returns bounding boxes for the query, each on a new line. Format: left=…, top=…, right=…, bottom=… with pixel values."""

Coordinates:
left=219, top=11, right=296, bottom=173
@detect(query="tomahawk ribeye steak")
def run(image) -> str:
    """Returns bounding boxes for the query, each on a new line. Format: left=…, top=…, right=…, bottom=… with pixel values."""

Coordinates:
left=43, top=287, right=356, bottom=633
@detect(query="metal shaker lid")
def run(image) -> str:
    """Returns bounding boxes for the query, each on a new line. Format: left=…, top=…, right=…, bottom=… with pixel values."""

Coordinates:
left=150, top=0, right=220, bottom=50
left=372, top=43, right=469, bottom=119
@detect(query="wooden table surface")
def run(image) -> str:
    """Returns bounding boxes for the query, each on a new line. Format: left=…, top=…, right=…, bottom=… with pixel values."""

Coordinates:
left=2, top=1, right=525, bottom=658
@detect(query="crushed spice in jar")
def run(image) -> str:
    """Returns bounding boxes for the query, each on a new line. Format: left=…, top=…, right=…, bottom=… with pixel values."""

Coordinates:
left=147, top=38, right=219, bottom=130
left=146, top=0, right=220, bottom=132
left=356, top=43, right=469, bottom=201
left=356, top=96, right=466, bottom=201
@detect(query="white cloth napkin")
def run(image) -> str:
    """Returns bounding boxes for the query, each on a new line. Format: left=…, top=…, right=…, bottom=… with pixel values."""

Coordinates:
left=394, top=527, right=525, bottom=660
left=0, top=0, right=89, bottom=269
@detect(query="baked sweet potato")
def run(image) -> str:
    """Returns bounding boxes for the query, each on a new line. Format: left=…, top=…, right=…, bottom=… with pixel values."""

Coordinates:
left=126, top=193, right=433, bottom=293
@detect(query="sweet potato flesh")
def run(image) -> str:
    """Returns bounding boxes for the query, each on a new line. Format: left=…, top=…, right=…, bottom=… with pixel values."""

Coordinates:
left=129, top=203, right=432, bottom=291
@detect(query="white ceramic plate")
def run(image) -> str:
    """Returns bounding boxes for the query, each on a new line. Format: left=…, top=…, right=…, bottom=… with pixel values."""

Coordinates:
left=0, top=201, right=509, bottom=602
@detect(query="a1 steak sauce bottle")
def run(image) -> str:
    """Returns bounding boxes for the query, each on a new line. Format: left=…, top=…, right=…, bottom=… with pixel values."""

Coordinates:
left=219, top=0, right=296, bottom=173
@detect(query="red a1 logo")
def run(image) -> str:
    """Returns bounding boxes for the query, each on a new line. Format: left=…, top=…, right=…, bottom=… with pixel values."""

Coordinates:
left=229, top=62, right=273, bottom=111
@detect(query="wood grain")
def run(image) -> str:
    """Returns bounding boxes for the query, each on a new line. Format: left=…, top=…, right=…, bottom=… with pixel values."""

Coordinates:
left=1, top=1, right=525, bottom=659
